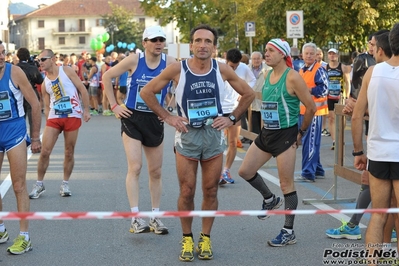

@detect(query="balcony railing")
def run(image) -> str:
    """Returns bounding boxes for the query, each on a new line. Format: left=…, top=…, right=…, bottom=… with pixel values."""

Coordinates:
left=52, top=28, right=91, bottom=35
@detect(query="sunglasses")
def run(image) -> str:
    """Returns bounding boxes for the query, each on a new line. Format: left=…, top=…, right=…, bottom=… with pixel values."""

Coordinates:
left=39, top=57, right=51, bottom=62
left=145, top=37, right=166, bottom=43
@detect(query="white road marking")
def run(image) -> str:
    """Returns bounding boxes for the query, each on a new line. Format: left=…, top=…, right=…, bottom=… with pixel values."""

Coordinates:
left=257, top=170, right=367, bottom=228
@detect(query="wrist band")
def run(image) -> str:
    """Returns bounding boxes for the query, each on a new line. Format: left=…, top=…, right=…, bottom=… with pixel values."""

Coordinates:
left=31, top=138, right=41, bottom=142
left=352, top=150, right=364, bottom=156
left=111, top=103, right=118, bottom=111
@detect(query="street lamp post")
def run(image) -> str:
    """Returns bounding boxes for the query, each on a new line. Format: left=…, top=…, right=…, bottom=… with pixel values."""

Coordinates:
left=106, top=22, right=119, bottom=45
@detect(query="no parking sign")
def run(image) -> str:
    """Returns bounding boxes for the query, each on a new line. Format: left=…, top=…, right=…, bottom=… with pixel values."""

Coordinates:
left=286, top=10, right=304, bottom=38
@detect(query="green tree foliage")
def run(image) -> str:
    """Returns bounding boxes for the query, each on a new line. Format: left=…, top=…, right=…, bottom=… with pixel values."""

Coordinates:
left=102, top=3, right=144, bottom=50
left=139, top=0, right=399, bottom=53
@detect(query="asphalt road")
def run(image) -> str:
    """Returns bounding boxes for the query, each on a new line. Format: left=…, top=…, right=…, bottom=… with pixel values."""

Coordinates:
left=0, top=114, right=373, bottom=266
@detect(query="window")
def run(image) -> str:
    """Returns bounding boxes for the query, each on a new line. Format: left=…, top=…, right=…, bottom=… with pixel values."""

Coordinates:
left=59, top=37, right=65, bottom=45
left=96, top=19, right=104, bottom=27
left=38, top=38, right=45, bottom=50
left=38, top=20, right=44, bottom=28
left=59, top=20, right=65, bottom=32
left=78, top=19, right=85, bottom=31
left=139, top=18, right=145, bottom=28
left=79, top=36, right=85, bottom=44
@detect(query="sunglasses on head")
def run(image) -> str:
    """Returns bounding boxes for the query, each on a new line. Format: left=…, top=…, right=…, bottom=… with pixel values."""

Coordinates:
left=39, top=57, right=51, bottom=62
left=145, top=37, right=166, bottom=43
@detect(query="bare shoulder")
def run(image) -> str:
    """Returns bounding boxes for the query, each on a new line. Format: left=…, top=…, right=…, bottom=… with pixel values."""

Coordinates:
left=63, top=65, right=78, bottom=77
left=286, top=68, right=301, bottom=82
left=62, top=65, right=74, bottom=74
left=10, top=64, right=25, bottom=80
left=164, top=61, right=182, bottom=74
left=363, top=65, right=375, bottom=79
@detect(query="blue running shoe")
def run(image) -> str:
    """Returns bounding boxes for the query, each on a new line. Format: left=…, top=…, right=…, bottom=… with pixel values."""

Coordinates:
left=392, top=230, right=397, bottom=243
left=325, top=220, right=361, bottom=240
left=258, top=196, right=284, bottom=220
left=221, top=171, right=234, bottom=184
left=268, top=229, right=297, bottom=247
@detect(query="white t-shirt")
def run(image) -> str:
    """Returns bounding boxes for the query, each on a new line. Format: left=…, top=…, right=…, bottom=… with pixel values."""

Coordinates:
left=367, top=62, right=399, bottom=162
left=222, top=62, right=256, bottom=114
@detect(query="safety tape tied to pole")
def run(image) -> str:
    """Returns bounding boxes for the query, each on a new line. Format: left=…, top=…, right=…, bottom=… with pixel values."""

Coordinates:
left=1, top=208, right=399, bottom=220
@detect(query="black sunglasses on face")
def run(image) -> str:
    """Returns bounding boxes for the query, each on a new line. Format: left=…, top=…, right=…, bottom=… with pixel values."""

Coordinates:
left=39, top=57, right=51, bottom=62
left=145, top=37, right=166, bottom=43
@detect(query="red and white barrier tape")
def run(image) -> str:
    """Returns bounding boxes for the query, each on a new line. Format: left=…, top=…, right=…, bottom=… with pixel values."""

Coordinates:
left=1, top=208, right=398, bottom=220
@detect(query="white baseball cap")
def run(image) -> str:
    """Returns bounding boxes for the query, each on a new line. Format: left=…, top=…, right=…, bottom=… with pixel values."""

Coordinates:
left=142, top=26, right=166, bottom=40
left=328, top=48, right=338, bottom=54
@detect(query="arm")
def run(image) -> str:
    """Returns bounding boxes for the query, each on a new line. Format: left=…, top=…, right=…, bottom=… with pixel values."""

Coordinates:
left=310, top=67, right=329, bottom=98
left=342, top=64, right=351, bottom=99
left=11, top=66, right=41, bottom=153
left=102, top=54, right=137, bottom=118
left=63, top=66, right=91, bottom=122
left=41, top=83, right=50, bottom=119
left=351, top=66, right=372, bottom=170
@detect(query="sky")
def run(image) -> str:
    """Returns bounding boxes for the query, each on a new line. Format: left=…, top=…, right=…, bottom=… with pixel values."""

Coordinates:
left=11, top=0, right=60, bottom=8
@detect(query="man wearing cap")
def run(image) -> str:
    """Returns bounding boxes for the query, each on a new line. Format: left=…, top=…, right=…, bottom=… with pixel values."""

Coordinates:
left=295, top=42, right=329, bottom=182
left=325, top=48, right=351, bottom=150
left=102, top=25, right=175, bottom=236
left=239, top=38, right=316, bottom=246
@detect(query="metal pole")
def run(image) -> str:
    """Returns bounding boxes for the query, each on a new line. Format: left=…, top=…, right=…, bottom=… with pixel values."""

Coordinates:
left=235, top=2, right=239, bottom=49
left=249, top=37, right=253, bottom=55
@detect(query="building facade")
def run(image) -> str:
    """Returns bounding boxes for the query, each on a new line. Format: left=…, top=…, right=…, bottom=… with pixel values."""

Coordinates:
left=8, top=0, right=180, bottom=54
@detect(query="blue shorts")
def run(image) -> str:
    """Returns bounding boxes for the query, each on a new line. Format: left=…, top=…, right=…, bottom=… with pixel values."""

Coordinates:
left=0, top=117, right=29, bottom=153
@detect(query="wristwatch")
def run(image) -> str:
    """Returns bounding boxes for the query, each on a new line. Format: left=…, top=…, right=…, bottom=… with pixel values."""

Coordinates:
left=298, top=129, right=307, bottom=136
left=229, top=114, right=236, bottom=125
left=352, top=150, right=364, bottom=156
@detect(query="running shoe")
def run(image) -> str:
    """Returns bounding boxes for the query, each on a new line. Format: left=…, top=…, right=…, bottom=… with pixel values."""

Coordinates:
left=218, top=177, right=227, bottom=185
left=196, top=233, right=213, bottom=260
left=321, top=129, right=331, bottom=136
left=29, top=183, right=45, bottom=199
left=220, top=170, right=235, bottom=184
left=179, top=236, right=194, bottom=262
left=392, top=230, right=397, bottom=243
left=60, top=183, right=72, bottom=197
left=102, top=110, right=113, bottom=116
left=258, top=196, right=284, bottom=220
left=294, top=175, right=315, bottom=182
left=0, top=230, right=9, bottom=244
left=129, top=218, right=150, bottom=234
left=331, top=142, right=335, bottom=150
left=325, top=220, right=361, bottom=240
left=90, top=109, right=99, bottom=116
left=7, top=235, right=32, bottom=255
left=236, top=139, right=243, bottom=148
left=149, top=218, right=169, bottom=235
left=268, top=229, right=297, bottom=247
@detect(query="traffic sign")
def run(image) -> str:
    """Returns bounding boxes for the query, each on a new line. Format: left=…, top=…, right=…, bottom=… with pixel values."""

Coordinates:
left=286, top=10, right=304, bottom=38
left=245, top=21, right=255, bottom=37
